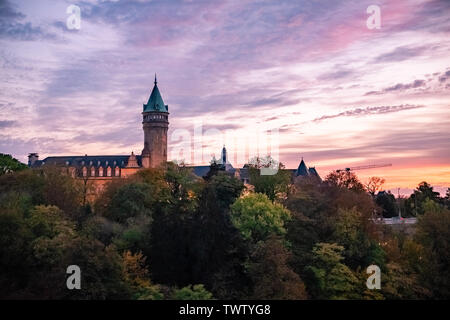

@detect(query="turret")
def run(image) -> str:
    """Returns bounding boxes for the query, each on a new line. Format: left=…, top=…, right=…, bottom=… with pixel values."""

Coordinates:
left=141, top=74, right=169, bottom=168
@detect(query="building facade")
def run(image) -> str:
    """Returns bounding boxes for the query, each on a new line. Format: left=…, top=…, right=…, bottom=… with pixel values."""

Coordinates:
left=29, top=76, right=169, bottom=192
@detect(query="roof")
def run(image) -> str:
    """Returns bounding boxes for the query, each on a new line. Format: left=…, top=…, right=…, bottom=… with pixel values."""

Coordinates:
left=143, top=76, right=168, bottom=113
left=32, top=155, right=141, bottom=168
left=296, top=159, right=309, bottom=177
left=188, top=165, right=211, bottom=177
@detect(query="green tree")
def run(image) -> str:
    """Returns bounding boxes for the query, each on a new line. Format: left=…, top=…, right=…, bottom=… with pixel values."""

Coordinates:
left=406, top=181, right=441, bottom=216
left=247, top=156, right=291, bottom=201
left=172, top=284, right=213, bottom=300
left=230, top=193, right=291, bottom=243
left=333, top=208, right=386, bottom=270
left=414, top=208, right=450, bottom=298
left=375, top=191, right=398, bottom=218
left=305, top=243, right=360, bottom=299
left=106, top=182, right=154, bottom=224
left=0, top=153, right=27, bottom=175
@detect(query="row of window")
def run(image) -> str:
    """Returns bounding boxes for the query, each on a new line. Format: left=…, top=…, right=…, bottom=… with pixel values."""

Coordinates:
left=79, top=160, right=124, bottom=167
left=81, top=166, right=120, bottom=177
left=143, top=114, right=168, bottom=121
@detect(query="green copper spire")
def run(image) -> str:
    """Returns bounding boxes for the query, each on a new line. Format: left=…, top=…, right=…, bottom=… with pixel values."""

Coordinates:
left=143, top=74, right=168, bottom=112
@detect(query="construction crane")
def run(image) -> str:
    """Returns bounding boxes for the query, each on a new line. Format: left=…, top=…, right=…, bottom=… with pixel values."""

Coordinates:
left=335, top=163, right=392, bottom=173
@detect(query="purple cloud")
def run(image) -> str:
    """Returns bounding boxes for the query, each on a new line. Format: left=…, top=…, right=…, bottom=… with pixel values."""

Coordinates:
left=313, top=105, right=424, bottom=122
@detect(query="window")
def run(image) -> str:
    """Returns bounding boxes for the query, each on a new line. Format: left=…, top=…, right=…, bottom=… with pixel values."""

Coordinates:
left=99, top=167, right=103, bottom=176
left=91, top=167, right=95, bottom=176
left=115, top=167, right=120, bottom=177
left=82, top=167, right=87, bottom=177
left=107, top=167, right=111, bottom=177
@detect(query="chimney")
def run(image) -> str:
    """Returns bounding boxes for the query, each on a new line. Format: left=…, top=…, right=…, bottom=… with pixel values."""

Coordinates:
left=28, top=153, right=39, bottom=167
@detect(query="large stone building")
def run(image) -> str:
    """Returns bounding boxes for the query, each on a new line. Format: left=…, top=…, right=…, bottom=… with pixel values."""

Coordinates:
left=29, top=76, right=319, bottom=193
left=28, top=76, right=169, bottom=192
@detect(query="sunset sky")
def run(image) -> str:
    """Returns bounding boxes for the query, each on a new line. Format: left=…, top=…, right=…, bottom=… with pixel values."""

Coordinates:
left=1, top=0, right=449, bottom=195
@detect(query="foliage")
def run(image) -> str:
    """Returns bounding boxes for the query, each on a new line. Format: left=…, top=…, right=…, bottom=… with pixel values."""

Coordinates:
left=364, top=176, right=385, bottom=195
left=122, top=251, right=163, bottom=300
left=375, top=191, right=398, bottom=218
left=0, top=153, right=28, bottom=175
left=414, top=208, right=450, bottom=298
left=324, top=171, right=365, bottom=192
left=230, top=193, right=291, bottom=243
left=1, top=162, right=449, bottom=300
left=247, top=156, right=291, bottom=201
left=172, top=284, right=213, bottom=300
left=247, top=236, right=307, bottom=299
left=305, top=243, right=360, bottom=299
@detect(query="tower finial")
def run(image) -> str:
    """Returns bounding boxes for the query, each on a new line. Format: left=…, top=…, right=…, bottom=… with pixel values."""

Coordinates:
left=154, top=73, right=157, bottom=85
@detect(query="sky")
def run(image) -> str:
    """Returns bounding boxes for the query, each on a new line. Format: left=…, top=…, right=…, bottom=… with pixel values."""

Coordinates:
left=0, top=0, right=449, bottom=195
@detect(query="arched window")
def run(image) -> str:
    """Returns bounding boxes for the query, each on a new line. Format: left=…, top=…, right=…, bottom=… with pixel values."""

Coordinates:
left=99, top=167, right=103, bottom=176
left=115, top=167, right=120, bottom=177
left=107, top=166, right=112, bottom=177
left=91, top=167, right=95, bottom=176
left=82, top=167, right=87, bottom=177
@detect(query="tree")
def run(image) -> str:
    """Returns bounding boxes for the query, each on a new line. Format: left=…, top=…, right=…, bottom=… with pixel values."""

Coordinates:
left=230, top=193, right=291, bottom=243
left=172, top=284, right=213, bottom=300
left=375, top=191, right=398, bottom=218
left=106, top=182, right=154, bottom=224
left=247, top=236, right=307, bottom=299
left=0, top=153, right=27, bottom=175
left=324, top=171, right=365, bottom=192
left=147, top=174, right=250, bottom=299
left=414, top=208, right=450, bottom=298
left=445, top=188, right=450, bottom=209
left=365, top=176, right=385, bottom=195
left=208, top=172, right=244, bottom=210
left=406, top=181, right=441, bottom=215
left=122, top=250, right=163, bottom=300
left=304, top=243, right=360, bottom=299
left=247, top=156, right=292, bottom=202
left=333, top=208, right=386, bottom=270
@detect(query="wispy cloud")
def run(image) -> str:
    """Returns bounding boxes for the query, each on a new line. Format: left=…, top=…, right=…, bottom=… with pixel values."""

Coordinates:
left=365, top=80, right=426, bottom=95
left=313, top=105, right=424, bottom=122
left=0, top=0, right=56, bottom=41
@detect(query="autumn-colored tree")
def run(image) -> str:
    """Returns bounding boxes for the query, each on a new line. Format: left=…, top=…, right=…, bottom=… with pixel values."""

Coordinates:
left=247, top=236, right=307, bottom=299
left=122, top=250, right=163, bottom=300
left=365, top=176, right=385, bottom=195
left=324, top=170, right=365, bottom=192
